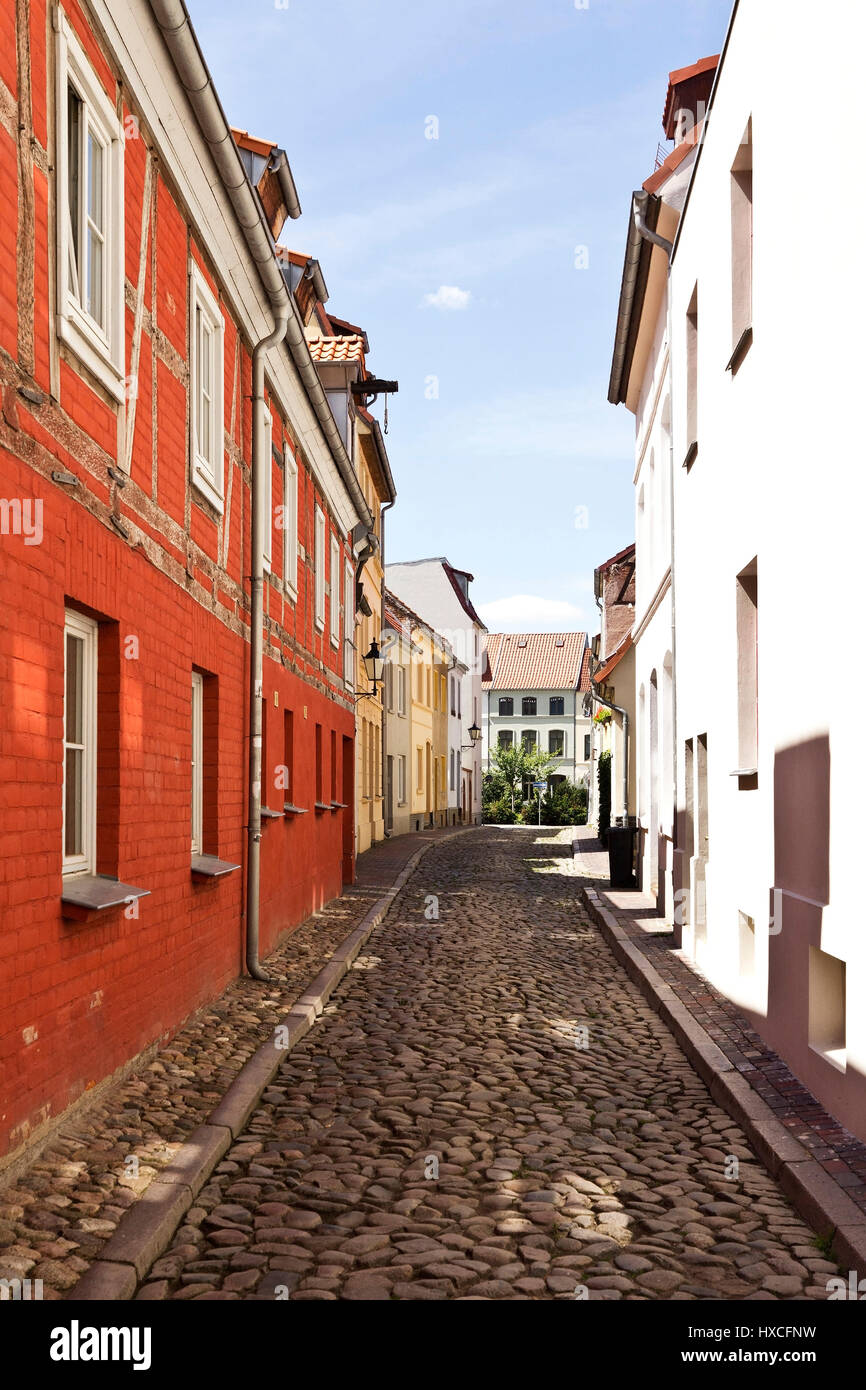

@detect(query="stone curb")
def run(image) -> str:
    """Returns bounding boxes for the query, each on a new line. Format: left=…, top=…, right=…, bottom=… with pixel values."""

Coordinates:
left=67, top=828, right=469, bottom=1301
left=580, top=882, right=866, bottom=1279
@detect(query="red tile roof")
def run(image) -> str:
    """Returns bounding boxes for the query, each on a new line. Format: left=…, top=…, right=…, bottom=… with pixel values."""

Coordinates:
left=643, top=120, right=703, bottom=195
left=307, top=334, right=366, bottom=364
left=592, top=631, right=632, bottom=685
left=662, top=55, right=720, bottom=134
left=482, top=632, right=589, bottom=692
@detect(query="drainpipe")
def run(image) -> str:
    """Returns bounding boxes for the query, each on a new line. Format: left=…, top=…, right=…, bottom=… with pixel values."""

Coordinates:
left=246, top=315, right=289, bottom=982
left=632, top=189, right=678, bottom=912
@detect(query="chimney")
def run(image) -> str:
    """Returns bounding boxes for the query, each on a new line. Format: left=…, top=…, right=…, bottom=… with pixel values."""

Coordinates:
left=662, top=55, right=720, bottom=146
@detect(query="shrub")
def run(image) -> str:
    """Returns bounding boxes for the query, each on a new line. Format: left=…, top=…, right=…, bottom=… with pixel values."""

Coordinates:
left=597, top=750, right=612, bottom=844
left=484, top=797, right=517, bottom=825
left=541, top=781, right=588, bottom=826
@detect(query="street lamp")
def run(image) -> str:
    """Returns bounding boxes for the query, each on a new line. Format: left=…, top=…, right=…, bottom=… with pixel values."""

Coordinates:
left=462, top=722, right=481, bottom=749
left=362, top=639, right=384, bottom=695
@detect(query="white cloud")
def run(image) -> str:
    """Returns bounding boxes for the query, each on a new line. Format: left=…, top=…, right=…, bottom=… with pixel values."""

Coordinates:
left=422, top=285, right=472, bottom=312
left=478, top=594, right=586, bottom=633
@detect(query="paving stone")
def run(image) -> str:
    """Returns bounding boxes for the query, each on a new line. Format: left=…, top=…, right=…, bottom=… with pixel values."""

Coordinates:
left=7, top=828, right=847, bottom=1302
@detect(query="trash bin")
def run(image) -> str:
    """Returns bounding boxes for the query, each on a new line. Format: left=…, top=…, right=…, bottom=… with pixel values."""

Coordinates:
left=607, top=824, right=637, bottom=888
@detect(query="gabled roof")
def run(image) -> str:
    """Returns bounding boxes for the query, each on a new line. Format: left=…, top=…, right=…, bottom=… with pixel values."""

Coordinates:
left=662, top=55, right=720, bottom=135
left=482, top=632, right=589, bottom=692
left=592, top=631, right=633, bottom=685
left=386, top=556, right=486, bottom=629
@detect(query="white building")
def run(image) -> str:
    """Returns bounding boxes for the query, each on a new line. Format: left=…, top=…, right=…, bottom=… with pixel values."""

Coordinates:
left=482, top=633, right=592, bottom=792
left=608, top=0, right=866, bottom=1142
left=385, top=557, right=486, bottom=824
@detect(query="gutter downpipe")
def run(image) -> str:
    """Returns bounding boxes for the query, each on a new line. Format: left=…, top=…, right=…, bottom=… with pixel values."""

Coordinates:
left=148, top=0, right=347, bottom=980
left=592, top=590, right=629, bottom=822
left=632, top=188, right=678, bottom=926
left=246, top=316, right=289, bottom=982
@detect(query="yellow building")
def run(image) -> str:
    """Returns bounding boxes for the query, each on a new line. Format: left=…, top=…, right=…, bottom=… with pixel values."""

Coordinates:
left=352, top=408, right=396, bottom=855
left=409, top=622, right=452, bottom=831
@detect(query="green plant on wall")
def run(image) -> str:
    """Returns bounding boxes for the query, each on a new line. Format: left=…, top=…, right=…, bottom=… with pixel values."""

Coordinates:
left=597, top=749, right=612, bottom=845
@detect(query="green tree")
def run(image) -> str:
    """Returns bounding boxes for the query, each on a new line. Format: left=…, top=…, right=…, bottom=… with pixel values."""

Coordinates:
left=488, top=740, right=558, bottom=813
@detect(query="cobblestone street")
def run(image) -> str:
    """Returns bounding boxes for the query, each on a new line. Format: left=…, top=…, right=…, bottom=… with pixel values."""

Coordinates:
left=138, top=827, right=838, bottom=1301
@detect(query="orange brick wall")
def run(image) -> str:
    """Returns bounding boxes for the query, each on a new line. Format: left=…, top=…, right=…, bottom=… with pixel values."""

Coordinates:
left=0, top=0, right=357, bottom=1162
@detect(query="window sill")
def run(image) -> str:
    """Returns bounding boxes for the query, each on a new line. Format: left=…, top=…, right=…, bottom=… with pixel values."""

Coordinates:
left=726, top=325, right=753, bottom=375
left=191, top=855, right=240, bottom=880
left=61, top=875, right=150, bottom=922
left=191, top=466, right=225, bottom=516
left=283, top=803, right=308, bottom=815
left=330, top=801, right=349, bottom=810
left=314, top=801, right=332, bottom=813
left=260, top=807, right=283, bottom=821
left=682, top=440, right=698, bottom=470
left=58, top=310, right=125, bottom=405
left=730, top=767, right=758, bottom=791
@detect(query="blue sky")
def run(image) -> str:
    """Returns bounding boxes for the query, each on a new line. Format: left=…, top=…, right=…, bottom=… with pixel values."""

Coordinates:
left=190, top=0, right=732, bottom=633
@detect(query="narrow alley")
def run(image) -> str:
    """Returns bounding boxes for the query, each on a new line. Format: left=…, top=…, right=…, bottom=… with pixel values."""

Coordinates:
left=136, top=828, right=836, bottom=1301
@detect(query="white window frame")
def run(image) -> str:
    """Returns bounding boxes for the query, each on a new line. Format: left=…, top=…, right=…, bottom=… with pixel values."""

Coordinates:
left=191, top=672, right=203, bottom=855
left=397, top=664, right=406, bottom=716
left=314, top=505, right=326, bottom=630
left=329, top=534, right=341, bottom=647
left=344, top=560, right=355, bottom=685
left=263, top=413, right=273, bottom=573
left=397, top=754, right=406, bottom=805
left=55, top=10, right=125, bottom=402
left=63, top=609, right=98, bottom=876
left=283, top=446, right=298, bottom=599
left=189, top=261, right=225, bottom=511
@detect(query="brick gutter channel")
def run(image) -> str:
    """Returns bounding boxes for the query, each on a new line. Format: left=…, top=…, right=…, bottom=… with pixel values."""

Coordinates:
left=578, top=870, right=866, bottom=1281
left=68, top=831, right=466, bottom=1301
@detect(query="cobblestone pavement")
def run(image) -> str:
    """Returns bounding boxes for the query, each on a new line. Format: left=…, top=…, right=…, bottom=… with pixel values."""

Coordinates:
left=0, top=833, right=461, bottom=1299
left=139, top=827, right=841, bottom=1301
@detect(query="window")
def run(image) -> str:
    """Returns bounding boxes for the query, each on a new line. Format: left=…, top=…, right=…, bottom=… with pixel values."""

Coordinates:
left=549, top=696, right=564, bottom=716
left=384, top=662, right=394, bottom=711
left=191, top=672, right=203, bottom=853
left=685, top=284, right=699, bottom=465
left=416, top=746, right=423, bottom=791
left=584, top=733, right=591, bottom=761
left=521, top=697, right=537, bottom=716
left=63, top=609, right=98, bottom=874
left=522, top=730, right=537, bottom=752
left=450, top=677, right=456, bottom=716
left=315, top=723, right=323, bottom=802
left=263, top=415, right=273, bottom=573
left=730, top=119, right=753, bottom=367
left=457, top=679, right=462, bottom=718
left=343, top=560, right=354, bottom=685
left=189, top=262, right=225, bottom=510
left=331, top=729, right=337, bottom=801
left=314, top=506, right=326, bottom=629
left=56, top=12, right=125, bottom=400
left=283, top=448, right=298, bottom=598
left=426, top=669, right=431, bottom=707
left=397, top=665, right=406, bottom=716
left=499, top=697, right=513, bottom=716
left=330, top=535, right=341, bottom=646
left=549, top=730, right=564, bottom=757
left=283, top=710, right=294, bottom=802
left=397, top=754, right=407, bottom=804
left=736, top=559, right=758, bottom=779
left=449, top=749, right=456, bottom=792
left=498, top=730, right=514, bottom=750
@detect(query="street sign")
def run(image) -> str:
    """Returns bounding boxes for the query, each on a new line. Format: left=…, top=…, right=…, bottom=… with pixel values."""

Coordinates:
left=533, top=780, right=547, bottom=791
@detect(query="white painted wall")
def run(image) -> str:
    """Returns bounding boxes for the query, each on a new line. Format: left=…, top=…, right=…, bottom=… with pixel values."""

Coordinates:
left=649, top=0, right=866, bottom=1137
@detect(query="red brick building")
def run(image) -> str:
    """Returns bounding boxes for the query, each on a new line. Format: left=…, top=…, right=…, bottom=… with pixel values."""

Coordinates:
left=0, top=0, right=379, bottom=1165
